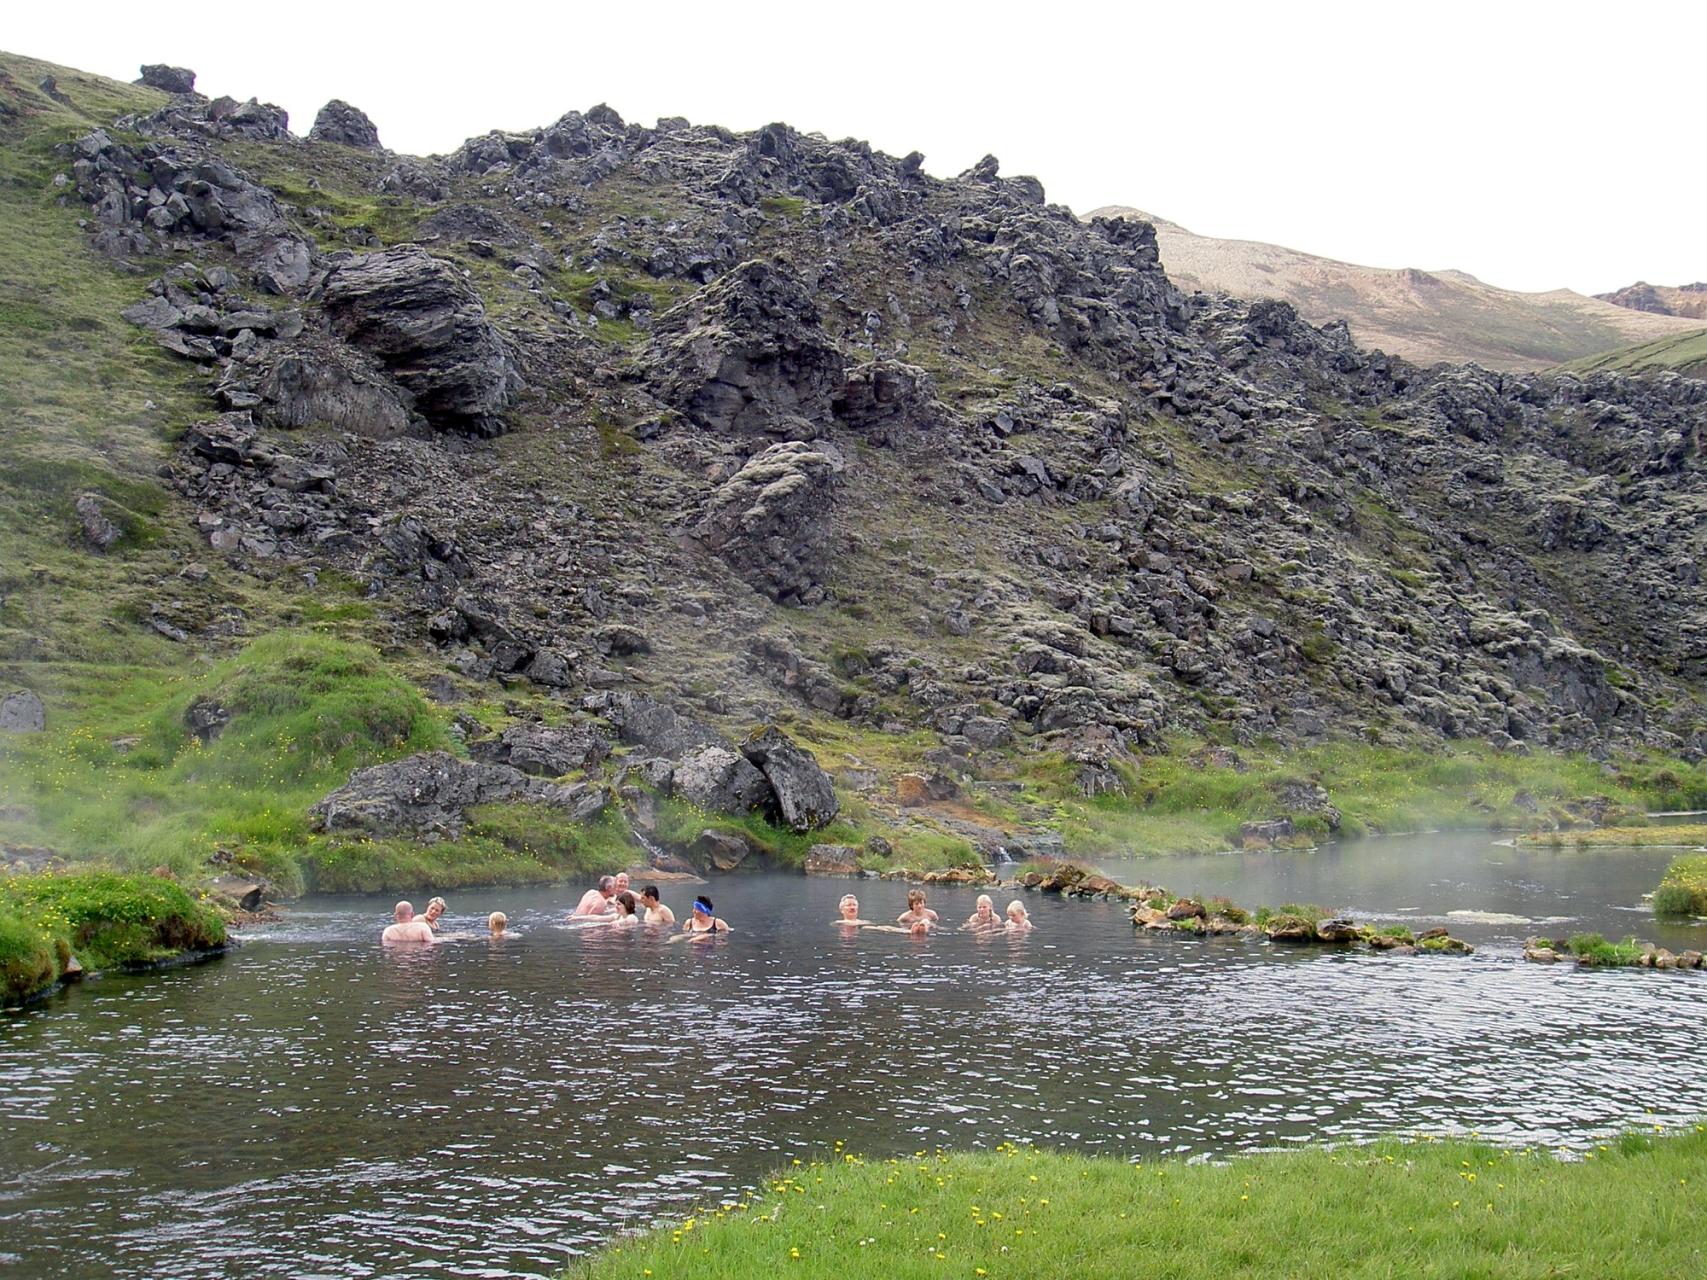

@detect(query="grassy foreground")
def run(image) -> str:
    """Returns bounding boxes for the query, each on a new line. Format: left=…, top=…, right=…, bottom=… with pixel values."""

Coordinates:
left=576, top=1130, right=1707, bottom=1280
left=0, top=869, right=226, bottom=1004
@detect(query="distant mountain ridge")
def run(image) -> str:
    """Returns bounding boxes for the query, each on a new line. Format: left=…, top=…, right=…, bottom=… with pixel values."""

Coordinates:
left=1596, top=281, right=1707, bottom=320
left=1088, top=206, right=1706, bottom=371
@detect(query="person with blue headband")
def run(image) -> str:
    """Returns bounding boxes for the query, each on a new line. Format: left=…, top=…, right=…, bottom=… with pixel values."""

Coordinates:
left=680, top=895, right=731, bottom=938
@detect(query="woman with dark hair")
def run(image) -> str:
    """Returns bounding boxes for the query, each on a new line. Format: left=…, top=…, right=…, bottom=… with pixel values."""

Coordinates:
left=679, top=896, right=731, bottom=937
left=582, top=891, right=640, bottom=929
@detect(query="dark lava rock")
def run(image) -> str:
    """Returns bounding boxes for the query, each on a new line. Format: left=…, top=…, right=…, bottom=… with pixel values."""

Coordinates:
left=0, top=690, right=46, bottom=734
left=693, top=828, right=758, bottom=872
left=472, top=722, right=610, bottom=777
left=184, top=697, right=232, bottom=745
left=74, top=493, right=122, bottom=551
left=309, top=750, right=605, bottom=837
left=225, top=335, right=412, bottom=437
left=184, top=414, right=277, bottom=466
left=593, top=624, right=651, bottom=657
left=833, top=360, right=941, bottom=439
left=309, top=100, right=382, bottom=150
left=601, top=692, right=723, bottom=757
left=322, top=246, right=519, bottom=434
left=1315, top=918, right=1360, bottom=943
left=138, top=65, right=196, bottom=94
left=643, top=258, right=846, bottom=436
left=741, top=725, right=839, bottom=831
left=671, top=746, right=773, bottom=816
left=693, top=440, right=843, bottom=605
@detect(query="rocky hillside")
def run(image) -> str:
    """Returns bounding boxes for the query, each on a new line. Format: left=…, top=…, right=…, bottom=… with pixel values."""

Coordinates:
left=1088, top=207, right=1707, bottom=371
left=2, top=52, right=1705, bottom=883
left=1597, top=281, right=1707, bottom=321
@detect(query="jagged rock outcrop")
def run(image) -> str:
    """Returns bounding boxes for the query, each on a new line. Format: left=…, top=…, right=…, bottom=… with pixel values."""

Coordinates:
left=832, top=361, right=943, bottom=443
left=43, top=61, right=1707, bottom=761
left=600, top=693, right=724, bottom=756
left=308, top=100, right=381, bottom=150
left=693, top=440, right=843, bottom=605
left=321, top=246, right=519, bottom=434
left=220, top=335, right=412, bottom=437
left=137, top=65, right=196, bottom=95
left=741, top=726, right=838, bottom=831
left=671, top=745, right=773, bottom=816
left=471, top=723, right=610, bottom=777
left=309, top=751, right=606, bottom=837
left=643, top=259, right=846, bottom=437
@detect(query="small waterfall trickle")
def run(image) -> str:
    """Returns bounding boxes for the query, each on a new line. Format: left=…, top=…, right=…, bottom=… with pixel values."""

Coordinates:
left=626, top=820, right=670, bottom=867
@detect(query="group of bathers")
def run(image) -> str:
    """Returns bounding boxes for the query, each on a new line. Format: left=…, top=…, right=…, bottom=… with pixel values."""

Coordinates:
left=837, top=888, right=1033, bottom=935
left=383, top=877, right=1034, bottom=945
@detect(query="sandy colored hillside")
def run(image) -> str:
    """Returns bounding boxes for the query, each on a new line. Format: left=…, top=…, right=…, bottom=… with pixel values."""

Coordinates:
left=1089, top=206, right=1706, bottom=371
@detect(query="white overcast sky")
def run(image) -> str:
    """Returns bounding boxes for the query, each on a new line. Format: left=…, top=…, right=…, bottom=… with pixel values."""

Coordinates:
left=9, top=1, right=1698, bottom=295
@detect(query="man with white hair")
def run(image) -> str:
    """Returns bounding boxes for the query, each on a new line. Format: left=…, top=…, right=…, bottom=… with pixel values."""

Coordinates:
left=572, top=875, right=617, bottom=917
left=381, top=901, right=435, bottom=944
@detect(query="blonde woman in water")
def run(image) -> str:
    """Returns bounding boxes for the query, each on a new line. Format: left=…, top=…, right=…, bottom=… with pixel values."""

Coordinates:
left=961, top=895, right=1002, bottom=931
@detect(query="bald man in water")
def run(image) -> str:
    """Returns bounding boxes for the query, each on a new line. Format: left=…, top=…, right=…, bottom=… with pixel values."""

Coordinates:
left=381, top=901, right=436, bottom=944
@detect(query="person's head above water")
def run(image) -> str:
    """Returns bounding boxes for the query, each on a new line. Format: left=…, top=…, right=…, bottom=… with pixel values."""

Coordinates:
left=692, top=896, right=714, bottom=917
left=907, top=889, right=926, bottom=908
left=614, top=872, right=631, bottom=892
left=641, top=885, right=661, bottom=904
left=597, top=875, right=615, bottom=897
left=1006, top=899, right=1030, bottom=922
left=613, top=891, right=637, bottom=917
left=975, top=894, right=995, bottom=915
left=424, top=896, right=446, bottom=918
left=488, top=911, right=507, bottom=934
left=393, top=901, right=415, bottom=922
left=839, top=893, right=861, bottom=919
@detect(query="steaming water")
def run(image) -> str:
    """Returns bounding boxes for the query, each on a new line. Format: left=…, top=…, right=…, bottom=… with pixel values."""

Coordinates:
left=2, top=832, right=1705, bottom=1278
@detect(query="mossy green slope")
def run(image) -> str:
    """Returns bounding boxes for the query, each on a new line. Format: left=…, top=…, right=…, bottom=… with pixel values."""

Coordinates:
left=3, top=633, right=446, bottom=893
left=578, top=1130, right=1707, bottom=1280
left=1564, top=328, right=1707, bottom=380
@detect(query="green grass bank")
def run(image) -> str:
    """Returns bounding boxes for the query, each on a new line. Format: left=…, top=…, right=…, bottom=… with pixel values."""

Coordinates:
left=576, top=1128, right=1707, bottom=1280
left=0, top=869, right=226, bottom=1005
left=1654, top=855, right=1707, bottom=919
left=1519, top=823, right=1707, bottom=849
left=1039, top=740, right=1707, bottom=858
